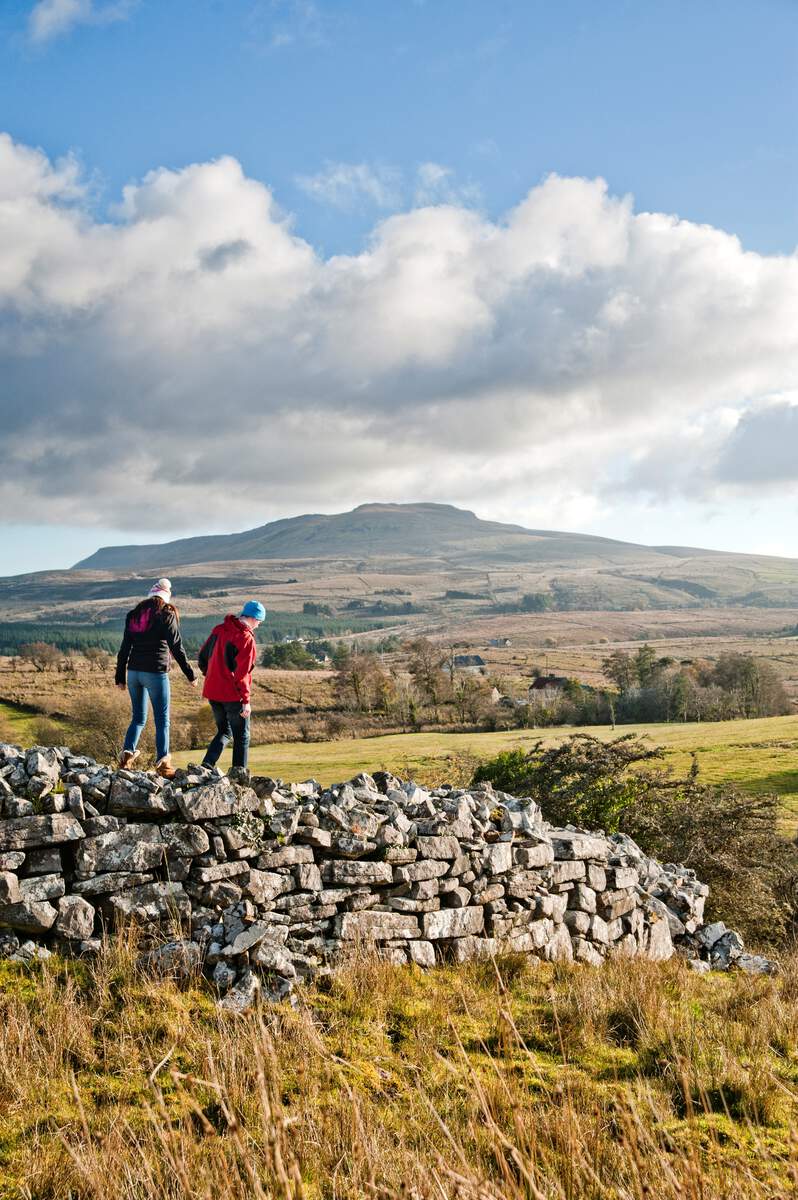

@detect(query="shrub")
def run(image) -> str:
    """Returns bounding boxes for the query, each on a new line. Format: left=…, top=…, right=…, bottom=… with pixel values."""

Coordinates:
left=472, top=734, right=798, bottom=946
left=472, top=734, right=665, bottom=830
left=69, top=687, right=154, bottom=764
left=624, top=783, right=798, bottom=946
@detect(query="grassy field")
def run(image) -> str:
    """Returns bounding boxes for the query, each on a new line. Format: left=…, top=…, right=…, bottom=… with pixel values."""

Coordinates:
left=174, top=713, right=798, bottom=827
left=0, top=938, right=796, bottom=1199
left=0, top=699, right=42, bottom=746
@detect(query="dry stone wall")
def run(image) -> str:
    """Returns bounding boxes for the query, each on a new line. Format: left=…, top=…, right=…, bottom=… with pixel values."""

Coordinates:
left=0, top=744, right=774, bottom=1010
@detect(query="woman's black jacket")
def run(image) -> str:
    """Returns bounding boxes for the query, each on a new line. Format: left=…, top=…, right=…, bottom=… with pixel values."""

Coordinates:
left=115, top=600, right=196, bottom=685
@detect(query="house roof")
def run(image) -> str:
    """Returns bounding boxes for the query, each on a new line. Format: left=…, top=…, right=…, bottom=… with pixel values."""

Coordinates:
left=529, top=674, right=569, bottom=691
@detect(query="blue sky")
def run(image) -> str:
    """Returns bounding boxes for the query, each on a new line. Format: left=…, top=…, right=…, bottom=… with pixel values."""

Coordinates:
left=1, top=0, right=797, bottom=574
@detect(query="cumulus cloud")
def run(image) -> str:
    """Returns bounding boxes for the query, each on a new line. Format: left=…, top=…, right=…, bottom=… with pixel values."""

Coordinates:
left=716, top=401, right=798, bottom=485
left=1, top=130, right=797, bottom=535
left=28, top=0, right=135, bottom=43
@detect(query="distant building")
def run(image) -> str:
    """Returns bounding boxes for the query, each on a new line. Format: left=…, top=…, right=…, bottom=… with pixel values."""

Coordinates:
left=489, top=637, right=512, bottom=648
left=453, top=654, right=486, bottom=674
left=528, top=675, right=570, bottom=703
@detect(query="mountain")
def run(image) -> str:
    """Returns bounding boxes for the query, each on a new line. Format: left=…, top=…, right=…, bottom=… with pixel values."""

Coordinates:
left=0, top=503, right=789, bottom=621
left=73, top=503, right=654, bottom=571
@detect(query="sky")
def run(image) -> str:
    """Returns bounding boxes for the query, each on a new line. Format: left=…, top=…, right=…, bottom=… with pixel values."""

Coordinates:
left=1, top=0, right=797, bottom=575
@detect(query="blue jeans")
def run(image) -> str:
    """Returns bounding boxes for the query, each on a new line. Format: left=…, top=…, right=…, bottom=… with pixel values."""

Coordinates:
left=202, top=700, right=250, bottom=769
left=124, top=670, right=170, bottom=761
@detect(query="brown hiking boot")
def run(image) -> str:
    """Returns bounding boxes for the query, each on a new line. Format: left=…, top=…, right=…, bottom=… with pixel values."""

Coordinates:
left=155, top=756, right=177, bottom=780
left=119, top=749, right=140, bottom=769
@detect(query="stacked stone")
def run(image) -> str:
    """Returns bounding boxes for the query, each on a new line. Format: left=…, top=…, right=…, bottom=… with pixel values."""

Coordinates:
left=0, top=744, right=776, bottom=1007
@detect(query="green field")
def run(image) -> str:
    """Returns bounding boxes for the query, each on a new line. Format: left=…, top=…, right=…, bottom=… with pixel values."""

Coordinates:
left=174, top=714, right=798, bottom=829
left=0, top=700, right=41, bottom=746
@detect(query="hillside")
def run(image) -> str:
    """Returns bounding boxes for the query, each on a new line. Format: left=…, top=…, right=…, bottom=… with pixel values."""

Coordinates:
left=4, top=504, right=798, bottom=632
left=73, top=502, right=652, bottom=571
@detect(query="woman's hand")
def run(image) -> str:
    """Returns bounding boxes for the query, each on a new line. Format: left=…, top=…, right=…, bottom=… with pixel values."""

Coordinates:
left=189, top=678, right=198, bottom=688
left=116, top=683, right=126, bottom=691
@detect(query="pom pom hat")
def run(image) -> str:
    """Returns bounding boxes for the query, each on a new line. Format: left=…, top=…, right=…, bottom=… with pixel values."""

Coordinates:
left=148, top=578, right=172, bottom=602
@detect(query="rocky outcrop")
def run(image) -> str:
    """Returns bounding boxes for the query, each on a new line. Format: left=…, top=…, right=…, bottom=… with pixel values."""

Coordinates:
left=0, top=744, right=775, bottom=1007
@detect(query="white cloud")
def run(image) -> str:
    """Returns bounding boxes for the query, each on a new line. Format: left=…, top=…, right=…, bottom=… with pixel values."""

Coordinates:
left=246, top=0, right=326, bottom=53
left=28, top=0, right=134, bottom=44
left=414, top=161, right=481, bottom=206
left=297, top=158, right=480, bottom=212
left=1, top=131, right=798, bottom=537
left=296, top=162, right=403, bottom=210
left=716, top=399, right=798, bottom=485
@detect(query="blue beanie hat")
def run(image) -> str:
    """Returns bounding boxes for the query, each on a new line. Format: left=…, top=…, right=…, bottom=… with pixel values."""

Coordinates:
left=241, top=600, right=265, bottom=621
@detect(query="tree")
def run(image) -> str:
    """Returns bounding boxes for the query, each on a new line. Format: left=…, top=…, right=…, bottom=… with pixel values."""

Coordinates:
left=601, top=650, right=635, bottom=692
left=261, top=642, right=320, bottom=670
left=709, top=652, right=790, bottom=718
left=452, top=675, right=491, bottom=725
left=520, top=592, right=552, bottom=612
left=18, top=642, right=61, bottom=672
left=633, top=643, right=659, bottom=687
left=83, top=646, right=109, bottom=671
left=331, top=643, right=351, bottom=671
left=302, top=602, right=333, bottom=616
left=406, top=638, right=447, bottom=707
left=334, top=649, right=394, bottom=713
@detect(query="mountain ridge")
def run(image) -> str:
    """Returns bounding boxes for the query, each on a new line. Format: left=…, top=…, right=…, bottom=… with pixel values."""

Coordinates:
left=73, top=501, right=662, bottom=571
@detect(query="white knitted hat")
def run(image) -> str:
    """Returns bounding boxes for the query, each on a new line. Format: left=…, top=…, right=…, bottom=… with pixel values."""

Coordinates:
left=148, top=578, right=172, bottom=602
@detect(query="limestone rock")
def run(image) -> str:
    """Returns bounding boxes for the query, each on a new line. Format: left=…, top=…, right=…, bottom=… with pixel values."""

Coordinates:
left=251, top=942, right=297, bottom=977
left=160, top=823, right=210, bottom=858
left=0, top=871, right=21, bottom=905
left=76, top=825, right=164, bottom=875
left=104, top=882, right=190, bottom=924
left=177, top=781, right=259, bottom=822
left=423, top=907, right=484, bottom=940
left=338, top=911, right=421, bottom=940
left=551, top=832, right=610, bottom=861
left=218, top=969, right=260, bottom=1014
left=142, top=939, right=202, bottom=977
left=20, top=873, right=65, bottom=902
left=55, top=895, right=95, bottom=941
left=0, top=898, right=58, bottom=933
left=322, top=860, right=393, bottom=887
left=221, top=922, right=272, bottom=958
left=0, top=814, right=84, bottom=852
left=108, top=776, right=176, bottom=817
left=414, top=835, right=460, bottom=860
left=72, top=872, right=155, bottom=895
left=515, top=840, right=554, bottom=869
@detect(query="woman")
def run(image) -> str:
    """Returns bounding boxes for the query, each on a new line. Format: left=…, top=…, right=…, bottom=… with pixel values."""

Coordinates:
left=115, top=578, right=197, bottom=778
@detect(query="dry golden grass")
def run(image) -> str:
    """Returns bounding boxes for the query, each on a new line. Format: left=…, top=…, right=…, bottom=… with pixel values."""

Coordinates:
left=0, top=933, right=797, bottom=1199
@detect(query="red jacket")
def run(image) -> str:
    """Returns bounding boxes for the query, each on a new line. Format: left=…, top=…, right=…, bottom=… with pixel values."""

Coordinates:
left=198, top=615, right=257, bottom=705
